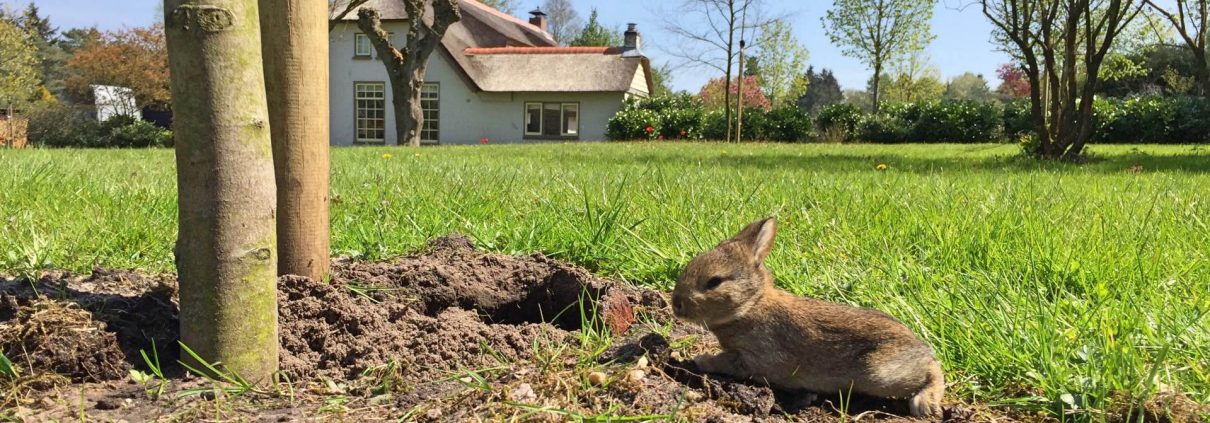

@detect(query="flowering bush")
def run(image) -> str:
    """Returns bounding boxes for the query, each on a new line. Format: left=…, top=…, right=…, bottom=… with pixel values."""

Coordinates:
left=698, top=76, right=771, bottom=112
left=606, top=94, right=704, bottom=140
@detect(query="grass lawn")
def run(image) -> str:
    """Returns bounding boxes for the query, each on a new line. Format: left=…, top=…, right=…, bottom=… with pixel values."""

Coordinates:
left=2, top=142, right=1208, bottom=417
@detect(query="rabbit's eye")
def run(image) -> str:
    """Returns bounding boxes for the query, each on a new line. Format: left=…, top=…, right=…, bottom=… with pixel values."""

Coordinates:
left=704, top=276, right=726, bottom=290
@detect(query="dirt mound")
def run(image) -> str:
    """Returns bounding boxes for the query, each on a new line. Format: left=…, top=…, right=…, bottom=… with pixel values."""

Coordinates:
left=0, top=298, right=129, bottom=382
left=0, top=235, right=1024, bottom=421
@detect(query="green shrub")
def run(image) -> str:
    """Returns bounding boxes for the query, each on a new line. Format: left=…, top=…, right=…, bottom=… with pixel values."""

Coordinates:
left=1169, top=96, right=1210, bottom=143
left=763, top=106, right=813, bottom=142
left=857, top=113, right=909, bottom=143
left=1002, top=100, right=1034, bottom=138
left=815, top=103, right=863, bottom=138
left=906, top=101, right=1003, bottom=142
left=27, top=106, right=172, bottom=148
left=701, top=109, right=728, bottom=140
left=101, top=118, right=173, bottom=148
left=25, top=102, right=99, bottom=147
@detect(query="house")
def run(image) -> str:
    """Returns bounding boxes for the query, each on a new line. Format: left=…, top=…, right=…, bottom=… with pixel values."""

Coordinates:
left=328, top=0, right=653, bottom=145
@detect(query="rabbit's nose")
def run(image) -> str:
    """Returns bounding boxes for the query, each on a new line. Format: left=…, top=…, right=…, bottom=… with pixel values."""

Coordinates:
left=671, top=296, right=684, bottom=314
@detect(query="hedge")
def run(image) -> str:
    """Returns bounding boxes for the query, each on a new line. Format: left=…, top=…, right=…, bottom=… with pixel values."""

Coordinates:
left=607, top=94, right=812, bottom=142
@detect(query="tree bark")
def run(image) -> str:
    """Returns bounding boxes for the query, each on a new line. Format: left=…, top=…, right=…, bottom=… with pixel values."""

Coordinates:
left=164, top=0, right=279, bottom=382
left=871, top=60, right=882, bottom=113
left=357, top=1, right=461, bottom=147
left=260, top=0, right=331, bottom=280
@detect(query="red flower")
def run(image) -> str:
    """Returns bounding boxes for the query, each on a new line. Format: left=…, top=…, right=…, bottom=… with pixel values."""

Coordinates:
left=479, top=137, right=489, bottom=144
left=645, top=126, right=654, bottom=133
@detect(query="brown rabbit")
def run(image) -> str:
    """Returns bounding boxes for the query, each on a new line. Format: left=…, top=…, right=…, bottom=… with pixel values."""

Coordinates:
left=671, top=217, right=945, bottom=417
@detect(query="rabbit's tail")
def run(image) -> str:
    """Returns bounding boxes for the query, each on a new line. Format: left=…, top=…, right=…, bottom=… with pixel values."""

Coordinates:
left=909, top=364, right=944, bottom=418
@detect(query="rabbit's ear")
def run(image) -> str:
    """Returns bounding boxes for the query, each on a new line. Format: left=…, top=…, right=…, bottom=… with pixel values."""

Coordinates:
left=732, top=217, right=776, bottom=263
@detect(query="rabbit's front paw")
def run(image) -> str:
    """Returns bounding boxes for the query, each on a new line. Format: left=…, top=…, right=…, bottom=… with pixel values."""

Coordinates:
left=693, top=351, right=744, bottom=377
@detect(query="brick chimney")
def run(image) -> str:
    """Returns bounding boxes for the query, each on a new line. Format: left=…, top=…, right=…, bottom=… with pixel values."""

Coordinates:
left=622, top=23, right=642, bottom=57
left=528, top=8, right=548, bottom=32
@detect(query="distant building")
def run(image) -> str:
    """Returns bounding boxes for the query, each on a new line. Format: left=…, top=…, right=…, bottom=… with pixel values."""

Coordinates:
left=91, top=85, right=141, bottom=122
left=329, top=0, right=653, bottom=145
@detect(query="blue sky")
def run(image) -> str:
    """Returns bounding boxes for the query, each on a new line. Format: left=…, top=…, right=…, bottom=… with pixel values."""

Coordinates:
left=13, top=0, right=1009, bottom=92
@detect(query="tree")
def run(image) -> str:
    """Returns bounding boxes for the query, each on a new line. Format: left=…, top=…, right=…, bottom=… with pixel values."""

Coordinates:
left=651, top=62, right=674, bottom=96
left=663, top=0, right=771, bottom=142
left=797, top=66, right=843, bottom=113
left=356, top=0, right=461, bottom=146
left=1144, top=0, right=1208, bottom=95
left=995, top=63, right=1031, bottom=98
left=163, top=0, right=279, bottom=382
left=570, top=9, right=620, bottom=47
left=877, top=51, right=944, bottom=104
left=0, top=16, right=38, bottom=107
left=477, top=0, right=518, bottom=14
left=822, top=0, right=935, bottom=113
left=699, top=75, right=771, bottom=111
left=64, top=25, right=170, bottom=110
left=16, top=4, right=70, bottom=98
left=982, top=0, right=1143, bottom=159
left=753, top=19, right=809, bottom=107
left=542, top=0, right=581, bottom=45
left=944, top=72, right=994, bottom=101
left=261, top=0, right=331, bottom=280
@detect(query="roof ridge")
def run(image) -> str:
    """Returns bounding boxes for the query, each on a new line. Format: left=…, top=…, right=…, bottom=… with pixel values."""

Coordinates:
left=460, top=0, right=555, bottom=43
left=465, top=46, right=624, bottom=55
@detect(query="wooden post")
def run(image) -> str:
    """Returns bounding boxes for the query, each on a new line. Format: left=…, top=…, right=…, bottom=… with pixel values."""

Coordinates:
left=260, top=0, right=331, bottom=280
left=163, top=0, right=280, bottom=382
left=736, top=40, right=745, bottom=143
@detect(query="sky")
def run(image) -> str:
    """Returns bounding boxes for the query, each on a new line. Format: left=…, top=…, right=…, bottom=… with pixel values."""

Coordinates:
left=11, top=0, right=1010, bottom=92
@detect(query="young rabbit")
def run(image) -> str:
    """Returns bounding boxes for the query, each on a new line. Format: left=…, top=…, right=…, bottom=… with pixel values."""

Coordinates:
left=671, top=217, right=945, bottom=417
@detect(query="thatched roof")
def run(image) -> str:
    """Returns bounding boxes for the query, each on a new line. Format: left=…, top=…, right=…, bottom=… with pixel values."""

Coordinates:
left=330, top=0, right=652, bottom=94
left=464, top=48, right=649, bottom=93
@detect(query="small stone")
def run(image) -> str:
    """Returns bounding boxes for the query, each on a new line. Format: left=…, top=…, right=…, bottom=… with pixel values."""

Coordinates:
left=425, top=408, right=442, bottom=419
left=626, top=369, right=646, bottom=383
left=458, top=376, right=474, bottom=384
left=508, top=383, right=536, bottom=402
left=587, top=371, right=608, bottom=386
left=636, top=356, right=649, bottom=369
left=685, top=391, right=703, bottom=402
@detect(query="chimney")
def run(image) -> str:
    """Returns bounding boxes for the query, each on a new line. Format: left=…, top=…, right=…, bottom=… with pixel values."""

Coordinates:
left=622, top=23, right=642, bottom=57
left=528, top=8, right=548, bottom=32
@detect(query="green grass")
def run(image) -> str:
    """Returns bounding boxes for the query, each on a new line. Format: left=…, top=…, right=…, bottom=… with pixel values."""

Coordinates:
left=2, top=142, right=1208, bottom=419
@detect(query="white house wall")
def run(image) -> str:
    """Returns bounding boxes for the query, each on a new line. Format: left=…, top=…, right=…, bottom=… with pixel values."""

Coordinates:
left=330, top=22, right=625, bottom=145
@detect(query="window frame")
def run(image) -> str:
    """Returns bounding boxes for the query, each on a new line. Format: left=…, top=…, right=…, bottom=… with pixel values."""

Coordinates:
left=420, top=82, right=440, bottom=145
left=353, top=33, right=372, bottom=58
left=353, top=81, right=387, bottom=144
left=522, top=101, right=581, bottom=140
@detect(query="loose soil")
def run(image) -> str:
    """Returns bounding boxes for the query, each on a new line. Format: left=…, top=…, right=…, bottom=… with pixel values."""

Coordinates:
left=1, top=235, right=1199, bottom=422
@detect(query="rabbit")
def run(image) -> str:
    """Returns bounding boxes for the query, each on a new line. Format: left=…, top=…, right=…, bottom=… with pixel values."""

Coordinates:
left=671, top=217, right=945, bottom=418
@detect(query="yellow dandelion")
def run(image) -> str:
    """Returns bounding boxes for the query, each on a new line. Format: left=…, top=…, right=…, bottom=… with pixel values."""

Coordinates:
left=382, top=153, right=393, bottom=159
left=876, top=163, right=889, bottom=171
left=414, top=153, right=422, bottom=158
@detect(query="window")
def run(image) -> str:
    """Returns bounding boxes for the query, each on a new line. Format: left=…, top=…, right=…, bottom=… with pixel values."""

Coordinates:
left=524, top=102, right=580, bottom=138
left=420, top=83, right=439, bottom=144
left=561, top=103, right=578, bottom=135
left=355, top=82, right=386, bottom=143
left=354, top=33, right=372, bottom=57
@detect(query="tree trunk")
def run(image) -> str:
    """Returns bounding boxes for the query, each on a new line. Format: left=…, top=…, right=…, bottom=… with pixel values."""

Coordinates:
left=164, top=0, right=279, bottom=382
left=260, top=0, right=331, bottom=280
left=357, top=2, right=460, bottom=147
left=871, top=61, right=882, bottom=113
